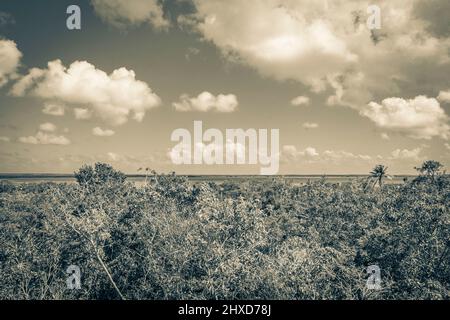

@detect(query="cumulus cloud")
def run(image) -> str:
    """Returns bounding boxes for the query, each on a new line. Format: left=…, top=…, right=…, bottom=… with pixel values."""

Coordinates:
left=42, top=102, right=65, bottom=116
left=322, top=150, right=372, bottom=161
left=173, top=91, right=238, bottom=112
left=282, top=145, right=319, bottom=160
left=74, top=108, right=92, bottom=120
left=0, top=136, right=10, bottom=142
left=291, top=96, right=310, bottom=106
left=180, top=0, right=450, bottom=110
left=39, top=122, right=57, bottom=132
left=438, top=89, right=450, bottom=103
left=0, top=39, right=22, bottom=87
left=19, top=132, right=70, bottom=145
left=389, top=147, right=423, bottom=161
left=91, top=0, right=169, bottom=29
left=183, top=0, right=358, bottom=92
left=11, top=60, right=161, bottom=126
left=282, top=145, right=372, bottom=163
left=302, top=122, right=319, bottom=129
left=92, top=127, right=115, bottom=137
left=9, top=67, right=44, bottom=96
left=381, top=133, right=390, bottom=140
left=360, top=96, right=450, bottom=140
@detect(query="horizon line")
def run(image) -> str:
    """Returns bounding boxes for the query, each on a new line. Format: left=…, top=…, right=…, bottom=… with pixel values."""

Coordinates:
left=0, top=173, right=420, bottom=177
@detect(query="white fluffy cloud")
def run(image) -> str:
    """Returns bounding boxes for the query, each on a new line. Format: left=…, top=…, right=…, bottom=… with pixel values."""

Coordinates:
left=19, top=123, right=69, bottom=145
left=291, top=96, right=310, bottom=106
left=91, top=0, right=169, bottom=29
left=181, top=1, right=450, bottom=109
left=19, top=131, right=70, bottom=145
left=322, top=150, right=372, bottom=161
left=0, top=39, right=22, bottom=87
left=0, top=136, right=10, bottom=142
left=173, top=91, right=238, bottom=112
left=389, top=147, right=423, bottom=161
left=39, top=122, right=57, bottom=132
left=282, top=145, right=319, bottom=159
left=302, top=122, right=319, bottom=129
left=42, top=103, right=65, bottom=116
left=93, top=127, right=115, bottom=137
left=184, top=0, right=357, bottom=92
left=74, top=108, right=92, bottom=120
left=11, top=60, right=161, bottom=126
left=282, top=145, right=372, bottom=163
left=360, top=96, right=450, bottom=139
left=438, top=89, right=450, bottom=103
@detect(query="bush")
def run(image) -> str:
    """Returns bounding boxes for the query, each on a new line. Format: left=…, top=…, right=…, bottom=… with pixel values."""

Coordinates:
left=0, top=164, right=448, bottom=299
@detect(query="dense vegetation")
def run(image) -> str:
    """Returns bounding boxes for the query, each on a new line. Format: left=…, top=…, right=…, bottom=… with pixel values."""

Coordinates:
left=0, top=163, right=449, bottom=300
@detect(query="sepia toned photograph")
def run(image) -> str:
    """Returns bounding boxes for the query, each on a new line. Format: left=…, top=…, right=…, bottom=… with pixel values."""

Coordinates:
left=0, top=0, right=449, bottom=303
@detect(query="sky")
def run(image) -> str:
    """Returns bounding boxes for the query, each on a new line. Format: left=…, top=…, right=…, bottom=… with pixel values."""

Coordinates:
left=0, top=0, right=449, bottom=175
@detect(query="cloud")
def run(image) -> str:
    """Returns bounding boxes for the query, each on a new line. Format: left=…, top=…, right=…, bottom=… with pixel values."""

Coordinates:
left=74, top=108, right=92, bottom=120
left=183, top=0, right=358, bottom=92
left=282, top=145, right=372, bottom=163
left=9, top=67, right=44, bottom=96
left=173, top=91, right=238, bottom=112
left=0, top=12, right=15, bottom=27
left=185, top=47, right=200, bottom=61
left=0, top=136, right=10, bottom=142
left=39, top=122, right=57, bottom=132
left=304, top=147, right=319, bottom=157
left=11, top=60, right=161, bottom=126
left=19, top=132, right=70, bottom=145
left=413, top=0, right=450, bottom=38
left=0, top=39, right=22, bottom=87
left=445, top=143, right=450, bottom=151
left=181, top=1, right=450, bottom=110
left=389, top=147, right=423, bottom=161
left=322, top=150, right=372, bottom=161
left=302, top=122, right=319, bottom=129
left=93, top=127, right=115, bottom=137
left=42, top=102, right=65, bottom=116
left=282, top=145, right=319, bottom=159
left=291, top=96, right=310, bottom=106
left=360, top=96, right=450, bottom=139
left=91, top=0, right=169, bottom=29
left=381, top=133, right=390, bottom=140
left=438, top=89, right=450, bottom=103
left=107, top=152, right=121, bottom=162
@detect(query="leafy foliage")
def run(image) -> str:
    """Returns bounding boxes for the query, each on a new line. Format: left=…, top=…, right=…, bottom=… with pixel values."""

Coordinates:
left=0, top=163, right=449, bottom=299
left=415, top=160, right=445, bottom=181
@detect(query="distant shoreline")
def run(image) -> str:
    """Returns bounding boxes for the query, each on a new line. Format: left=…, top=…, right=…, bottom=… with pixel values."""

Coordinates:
left=0, top=174, right=419, bottom=186
left=0, top=173, right=419, bottom=179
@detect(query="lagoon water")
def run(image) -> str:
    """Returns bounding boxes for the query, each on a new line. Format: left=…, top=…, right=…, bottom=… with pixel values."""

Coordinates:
left=0, top=174, right=412, bottom=185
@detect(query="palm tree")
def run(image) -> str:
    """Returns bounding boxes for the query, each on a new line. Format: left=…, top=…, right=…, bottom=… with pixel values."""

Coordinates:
left=370, top=164, right=389, bottom=188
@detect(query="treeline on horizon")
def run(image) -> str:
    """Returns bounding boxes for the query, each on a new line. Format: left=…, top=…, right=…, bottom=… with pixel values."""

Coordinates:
left=0, top=161, right=448, bottom=300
